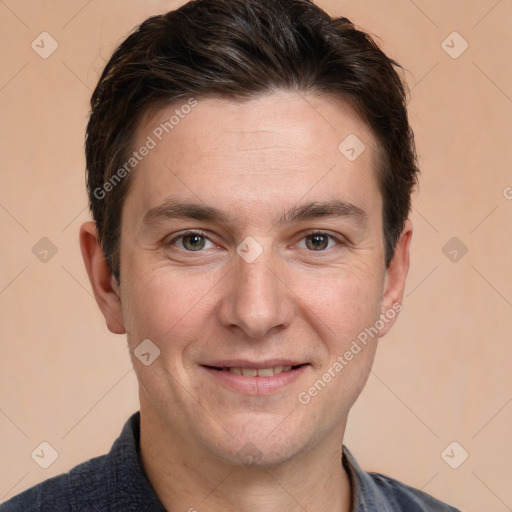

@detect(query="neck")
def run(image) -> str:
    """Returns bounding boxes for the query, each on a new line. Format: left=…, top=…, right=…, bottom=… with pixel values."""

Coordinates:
left=139, top=403, right=352, bottom=512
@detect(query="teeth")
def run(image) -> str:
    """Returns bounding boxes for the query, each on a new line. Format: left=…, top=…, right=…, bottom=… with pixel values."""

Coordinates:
left=224, top=365, right=297, bottom=376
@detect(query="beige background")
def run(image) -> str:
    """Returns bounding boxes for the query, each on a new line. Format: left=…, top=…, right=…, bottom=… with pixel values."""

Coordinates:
left=1, top=1, right=511, bottom=510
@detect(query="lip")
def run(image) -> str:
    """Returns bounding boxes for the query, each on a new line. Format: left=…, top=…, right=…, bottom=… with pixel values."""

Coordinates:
left=200, top=361, right=310, bottom=395
left=202, top=359, right=305, bottom=369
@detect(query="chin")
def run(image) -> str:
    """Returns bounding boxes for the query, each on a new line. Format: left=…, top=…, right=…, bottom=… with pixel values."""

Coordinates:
left=196, top=416, right=315, bottom=469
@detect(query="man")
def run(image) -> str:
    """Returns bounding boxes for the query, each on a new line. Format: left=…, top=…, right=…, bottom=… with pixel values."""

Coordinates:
left=1, top=0, right=461, bottom=510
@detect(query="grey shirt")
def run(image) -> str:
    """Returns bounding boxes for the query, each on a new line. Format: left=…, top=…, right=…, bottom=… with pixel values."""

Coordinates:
left=0, top=412, right=460, bottom=511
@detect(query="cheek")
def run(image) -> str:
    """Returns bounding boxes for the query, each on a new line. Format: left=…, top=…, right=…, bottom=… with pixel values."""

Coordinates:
left=294, top=270, right=382, bottom=414
left=120, top=263, right=220, bottom=354
left=295, top=264, right=384, bottom=346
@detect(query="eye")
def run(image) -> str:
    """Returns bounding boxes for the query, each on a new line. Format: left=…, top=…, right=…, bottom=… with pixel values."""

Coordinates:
left=167, top=230, right=216, bottom=251
left=166, top=230, right=343, bottom=253
left=297, top=231, right=342, bottom=251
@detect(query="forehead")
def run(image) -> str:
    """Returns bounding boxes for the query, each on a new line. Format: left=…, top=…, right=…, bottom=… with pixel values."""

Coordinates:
left=123, top=92, right=381, bottom=227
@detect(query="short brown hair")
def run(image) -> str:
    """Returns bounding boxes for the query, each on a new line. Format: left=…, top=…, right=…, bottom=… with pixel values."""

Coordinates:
left=85, top=0, right=419, bottom=284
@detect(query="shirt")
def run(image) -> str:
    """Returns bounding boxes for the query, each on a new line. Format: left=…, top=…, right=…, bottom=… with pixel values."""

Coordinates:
left=0, top=411, right=461, bottom=511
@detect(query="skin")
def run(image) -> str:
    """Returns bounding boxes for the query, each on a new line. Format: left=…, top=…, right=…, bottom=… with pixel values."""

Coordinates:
left=80, top=91, right=412, bottom=512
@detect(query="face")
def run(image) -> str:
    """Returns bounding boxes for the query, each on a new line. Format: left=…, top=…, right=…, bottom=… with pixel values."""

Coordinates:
left=84, top=91, right=411, bottom=467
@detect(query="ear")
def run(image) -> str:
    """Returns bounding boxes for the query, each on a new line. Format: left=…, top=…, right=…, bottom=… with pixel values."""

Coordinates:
left=378, top=219, right=413, bottom=337
left=79, top=221, right=126, bottom=334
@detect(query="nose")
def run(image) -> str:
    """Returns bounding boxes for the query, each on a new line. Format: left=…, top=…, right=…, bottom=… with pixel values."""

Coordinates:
left=217, top=238, right=295, bottom=339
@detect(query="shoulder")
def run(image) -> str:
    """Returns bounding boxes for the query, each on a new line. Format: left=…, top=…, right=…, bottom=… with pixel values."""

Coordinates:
left=0, top=412, right=165, bottom=512
left=0, top=453, right=110, bottom=512
left=366, top=471, right=461, bottom=511
left=342, top=446, right=461, bottom=512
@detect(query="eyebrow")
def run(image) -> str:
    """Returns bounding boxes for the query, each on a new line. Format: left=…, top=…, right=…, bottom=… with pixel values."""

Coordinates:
left=142, top=197, right=367, bottom=229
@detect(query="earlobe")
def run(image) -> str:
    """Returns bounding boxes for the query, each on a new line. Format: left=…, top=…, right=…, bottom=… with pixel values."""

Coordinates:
left=379, top=219, right=413, bottom=337
left=79, top=221, right=126, bottom=334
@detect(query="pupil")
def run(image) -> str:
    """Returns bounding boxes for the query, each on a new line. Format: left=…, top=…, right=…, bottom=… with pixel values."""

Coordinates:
left=309, top=234, right=327, bottom=250
left=186, top=235, right=204, bottom=250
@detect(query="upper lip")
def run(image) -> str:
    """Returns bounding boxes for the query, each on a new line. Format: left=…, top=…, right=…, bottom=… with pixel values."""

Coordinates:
left=202, top=359, right=308, bottom=369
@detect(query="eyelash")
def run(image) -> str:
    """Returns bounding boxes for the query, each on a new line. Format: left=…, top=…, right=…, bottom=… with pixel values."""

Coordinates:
left=167, top=230, right=345, bottom=252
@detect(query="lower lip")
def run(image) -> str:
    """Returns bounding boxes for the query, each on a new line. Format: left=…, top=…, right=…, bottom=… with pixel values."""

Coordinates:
left=201, top=365, right=309, bottom=395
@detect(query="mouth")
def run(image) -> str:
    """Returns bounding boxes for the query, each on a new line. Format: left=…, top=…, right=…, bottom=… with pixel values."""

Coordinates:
left=200, top=361, right=310, bottom=395
left=203, top=364, right=305, bottom=377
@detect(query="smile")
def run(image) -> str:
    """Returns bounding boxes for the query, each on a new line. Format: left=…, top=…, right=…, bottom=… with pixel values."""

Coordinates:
left=201, top=363, right=309, bottom=395
left=206, top=365, right=303, bottom=377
